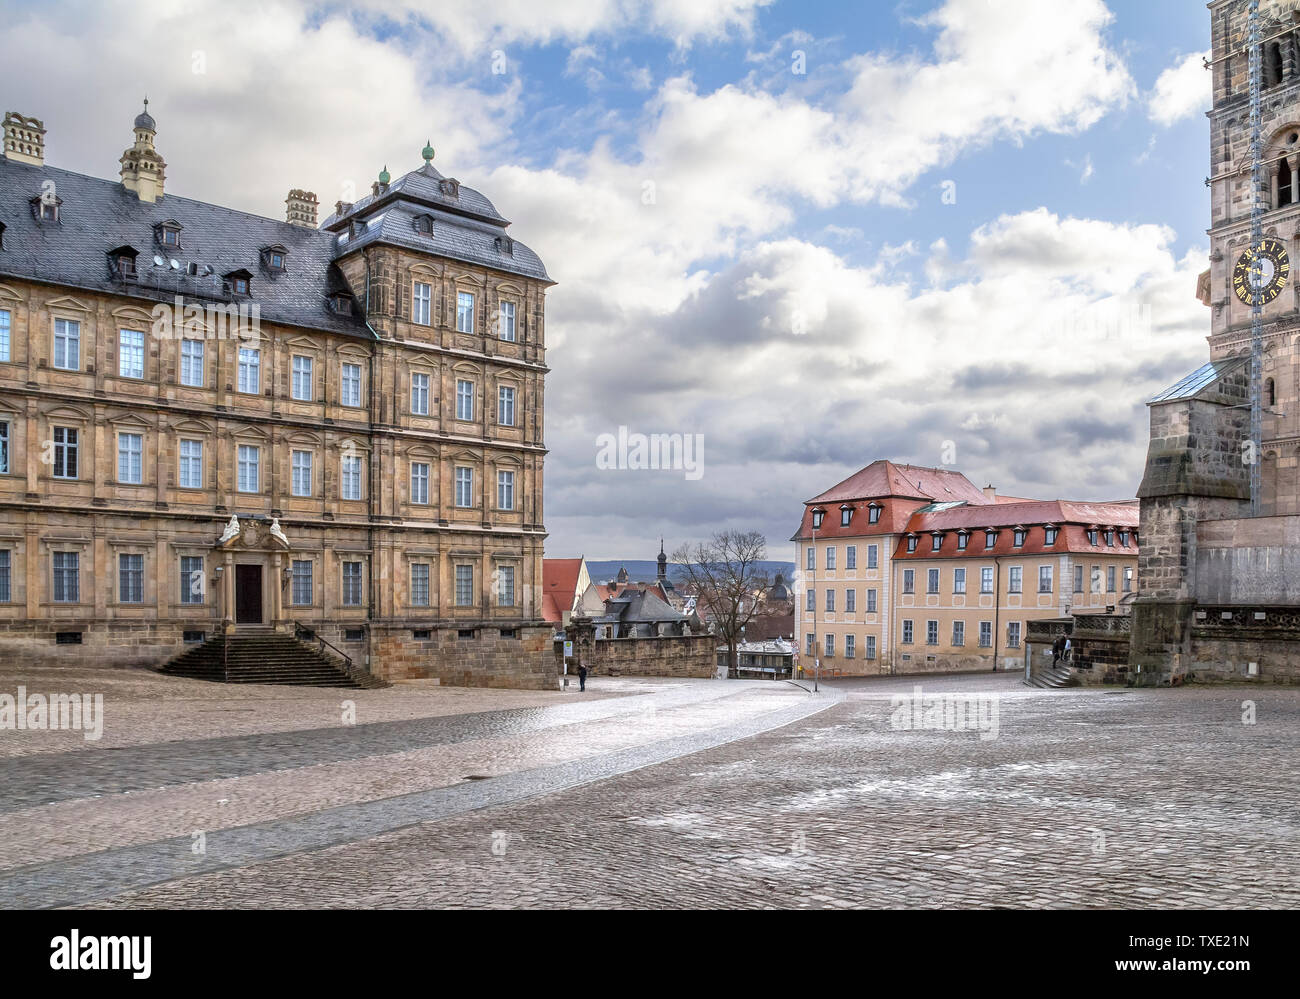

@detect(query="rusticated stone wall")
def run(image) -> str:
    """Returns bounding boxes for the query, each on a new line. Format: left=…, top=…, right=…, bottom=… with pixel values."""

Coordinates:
left=587, top=634, right=715, bottom=679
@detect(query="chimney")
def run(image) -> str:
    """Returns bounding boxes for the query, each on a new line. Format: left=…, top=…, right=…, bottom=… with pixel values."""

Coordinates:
left=983, top=484, right=997, bottom=501
left=3, top=111, right=45, bottom=166
left=285, top=189, right=319, bottom=228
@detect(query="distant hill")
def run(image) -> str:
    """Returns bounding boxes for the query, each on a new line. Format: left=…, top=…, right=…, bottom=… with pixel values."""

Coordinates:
left=584, top=559, right=795, bottom=585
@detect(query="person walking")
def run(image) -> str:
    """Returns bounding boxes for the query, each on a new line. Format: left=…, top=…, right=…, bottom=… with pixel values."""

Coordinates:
left=1052, top=634, right=1065, bottom=665
left=1063, top=635, right=1072, bottom=663
left=577, top=663, right=588, bottom=692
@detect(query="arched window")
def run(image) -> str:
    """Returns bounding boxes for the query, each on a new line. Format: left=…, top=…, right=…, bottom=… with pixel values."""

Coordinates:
left=1280, top=156, right=1294, bottom=207
left=1265, top=377, right=1276, bottom=408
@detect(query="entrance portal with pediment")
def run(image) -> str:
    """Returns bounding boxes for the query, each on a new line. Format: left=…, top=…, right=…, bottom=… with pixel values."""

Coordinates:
left=214, top=515, right=291, bottom=632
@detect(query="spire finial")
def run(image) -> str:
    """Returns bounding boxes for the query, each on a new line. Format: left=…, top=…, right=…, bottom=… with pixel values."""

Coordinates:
left=422, top=139, right=435, bottom=163
left=378, top=164, right=390, bottom=185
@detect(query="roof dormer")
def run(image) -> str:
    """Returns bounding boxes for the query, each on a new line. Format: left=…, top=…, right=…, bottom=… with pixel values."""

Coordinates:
left=328, top=291, right=354, bottom=315
left=224, top=268, right=253, bottom=296
left=31, top=193, right=61, bottom=223
left=108, top=245, right=138, bottom=277
left=495, top=234, right=514, bottom=255
left=154, top=219, right=182, bottom=249
left=439, top=178, right=460, bottom=198
left=260, top=244, right=288, bottom=272
left=413, top=213, right=434, bottom=236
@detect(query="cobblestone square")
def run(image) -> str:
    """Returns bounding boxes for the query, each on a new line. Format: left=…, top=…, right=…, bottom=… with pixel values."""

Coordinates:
left=1, top=668, right=1295, bottom=909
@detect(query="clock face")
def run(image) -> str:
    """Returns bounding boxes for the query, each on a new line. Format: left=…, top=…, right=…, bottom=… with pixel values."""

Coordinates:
left=1233, top=238, right=1290, bottom=306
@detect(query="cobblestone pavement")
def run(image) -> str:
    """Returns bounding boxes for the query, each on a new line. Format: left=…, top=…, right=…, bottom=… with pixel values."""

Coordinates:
left=5, top=671, right=1297, bottom=909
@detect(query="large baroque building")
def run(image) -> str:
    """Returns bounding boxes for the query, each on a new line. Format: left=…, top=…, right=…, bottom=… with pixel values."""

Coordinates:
left=1131, top=0, right=1300, bottom=684
left=0, top=103, right=558, bottom=687
left=792, top=461, right=1138, bottom=675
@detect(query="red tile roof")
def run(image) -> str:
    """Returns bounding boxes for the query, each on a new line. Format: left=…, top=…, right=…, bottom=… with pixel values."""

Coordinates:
left=893, top=500, right=1139, bottom=559
left=541, top=557, right=585, bottom=623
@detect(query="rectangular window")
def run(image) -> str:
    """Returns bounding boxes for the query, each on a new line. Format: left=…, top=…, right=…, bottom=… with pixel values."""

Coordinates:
left=825, top=589, right=835, bottom=612
left=119, top=553, right=144, bottom=603
left=341, top=455, right=362, bottom=501
left=53, top=318, right=80, bottom=370
left=341, top=362, right=362, bottom=408
left=291, top=355, right=313, bottom=401
left=846, top=545, right=857, bottom=570
left=865, top=635, right=876, bottom=660
left=902, top=569, right=915, bottom=594
left=53, top=552, right=79, bottom=603
left=866, top=588, right=877, bottom=613
left=1008, top=566, right=1023, bottom=594
left=1123, top=566, right=1133, bottom=593
left=806, top=547, right=815, bottom=571
left=291, top=560, right=313, bottom=606
left=499, top=301, right=516, bottom=341
left=1091, top=565, right=1102, bottom=594
left=1007, top=622, right=1022, bottom=648
left=342, top=561, right=363, bottom=606
left=52, top=427, right=78, bottom=479
left=867, top=544, right=878, bottom=569
left=498, top=564, right=516, bottom=606
left=237, top=444, right=259, bottom=493
left=410, top=563, right=431, bottom=607
left=413, top=282, right=432, bottom=326
left=845, top=589, right=856, bottom=613
left=805, top=590, right=815, bottom=612
left=927, top=568, right=940, bottom=594
left=1074, top=565, right=1084, bottom=592
left=410, top=462, right=430, bottom=505
left=1107, top=565, right=1117, bottom=592
left=497, top=469, right=515, bottom=511
left=456, top=291, right=475, bottom=333
left=119, top=329, right=144, bottom=379
left=805, top=633, right=815, bottom=656
left=902, top=619, right=913, bottom=644
left=0, top=550, right=9, bottom=602
left=824, top=633, right=834, bottom=657
left=845, top=634, right=856, bottom=658
left=180, top=556, right=204, bottom=605
left=237, top=347, right=260, bottom=394
left=953, top=621, right=965, bottom=646
left=179, top=439, right=203, bottom=489
left=180, top=339, right=204, bottom=387
left=981, top=567, right=993, bottom=594
left=117, top=432, right=143, bottom=484
left=1039, top=565, right=1053, bottom=594
left=455, top=466, right=473, bottom=507
left=953, top=567, right=966, bottom=594
left=498, top=385, right=515, bottom=426
left=0, top=308, right=9, bottom=362
left=0, top=420, right=9, bottom=474
left=410, top=372, right=430, bottom=415
left=291, top=450, right=313, bottom=497
left=456, top=379, right=474, bottom=420
left=455, top=564, right=474, bottom=606
left=826, top=547, right=836, bottom=570
left=926, top=620, right=938, bottom=645
left=979, top=621, right=993, bottom=648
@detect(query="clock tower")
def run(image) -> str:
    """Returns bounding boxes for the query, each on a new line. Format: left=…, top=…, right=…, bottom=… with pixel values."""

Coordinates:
left=1206, top=0, right=1300, bottom=513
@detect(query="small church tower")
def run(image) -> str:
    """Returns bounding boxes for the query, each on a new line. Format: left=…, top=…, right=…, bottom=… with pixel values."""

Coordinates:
left=119, top=99, right=167, bottom=203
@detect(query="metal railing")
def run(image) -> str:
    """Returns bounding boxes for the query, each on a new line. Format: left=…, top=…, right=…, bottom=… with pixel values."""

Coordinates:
left=293, top=621, right=355, bottom=672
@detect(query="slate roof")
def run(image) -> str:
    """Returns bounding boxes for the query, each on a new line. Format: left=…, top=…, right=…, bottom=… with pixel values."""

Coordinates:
left=323, top=162, right=551, bottom=284
left=0, top=157, right=370, bottom=338
left=594, top=588, right=686, bottom=625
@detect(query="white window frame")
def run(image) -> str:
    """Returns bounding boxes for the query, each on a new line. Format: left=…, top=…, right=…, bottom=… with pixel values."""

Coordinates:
left=291, top=355, right=313, bottom=401
left=291, top=449, right=313, bottom=498
left=53, top=318, right=80, bottom=371
left=0, top=308, right=10, bottom=362
left=237, top=346, right=260, bottom=395
left=410, top=563, right=431, bottom=607
left=456, top=379, right=475, bottom=421
left=411, top=372, right=430, bottom=416
left=497, top=564, right=516, bottom=607
left=237, top=444, right=260, bottom=493
left=497, top=469, right=515, bottom=511
left=498, top=384, right=515, bottom=426
left=454, top=564, right=474, bottom=606
left=412, top=281, right=432, bottom=326
left=118, top=553, right=145, bottom=604
left=117, top=432, right=144, bottom=485
left=52, top=426, right=78, bottom=480
left=291, top=560, right=313, bottom=606
left=180, top=555, right=205, bottom=605
left=178, top=439, right=203, bottom=490
left=455, top=466, right=473, bottom=508
left=341, top=362, right=362, bottom=408
left=410, top=462, right=430, bottom=505
left=456, top=291, right=475, bottom=333
left=180, top=338, right=205, bottom=387
left=341, top=454, right=363, bottom=501
left=118, top=329, right=145, bottom=379
left=499, top=300, right=516, bottom=341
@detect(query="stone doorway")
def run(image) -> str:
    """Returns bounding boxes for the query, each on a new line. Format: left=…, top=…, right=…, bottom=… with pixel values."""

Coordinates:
left=235, top=564, right=263, bottom=624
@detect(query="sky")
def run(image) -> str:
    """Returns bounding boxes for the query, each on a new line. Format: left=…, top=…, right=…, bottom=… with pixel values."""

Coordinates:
left=0, top=0, right=1218, bottom=560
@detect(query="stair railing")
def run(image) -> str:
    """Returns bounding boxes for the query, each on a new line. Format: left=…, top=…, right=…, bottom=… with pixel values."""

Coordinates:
left=293, top=621, right=355, bottom=673
left=223, top=633, right=229, bottom=683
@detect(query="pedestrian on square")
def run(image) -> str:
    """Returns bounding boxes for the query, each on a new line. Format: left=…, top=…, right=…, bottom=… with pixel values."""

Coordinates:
left=1063, top=635, right=1072, bottom=663
left=577, top=663, right=588, bottom=692
left=1052, top=634, right=1065, bottom=665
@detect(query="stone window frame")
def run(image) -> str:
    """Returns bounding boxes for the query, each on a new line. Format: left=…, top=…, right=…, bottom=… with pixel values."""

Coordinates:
left=1008, top=565, right=1023, bottom=594
left=493, top=457, right=520, bottom=512
left=1038, top=564, right=1054, bottom=594
left=495, top=282, right=523, bottom=342
left=288, top=444, right=316, bottom=499
left=926, top=568, right=940, bottom=594
left=412, top=278, right=434, bottom=327
left=495, top=374, right=521, bottom=427
left=409, top=365, right=434, bottom=417
left=176, top=550, right=207, bottom=607
left=452, top=367, right=478, bottom=423
left=289, top=352, right=316, bottom=403
left=406, top=443, right=437, bottom=508
left=452, top=557, right=478, bottom=608
left=337, top=437, right=370, bottom=503
left=902, top=568, right=915, bottom=594
left=47, top=407, right=90, bottom=481
left=114, top=547, right=149, bottom=606
left=232, top=431, right=267, bottom=495
left=114, top=426, right=147, bottom=486
left=337, top=349, right=368, bottom=410
left=952, top=620, right=965, bottom=646
left=290, top=557, right=315, bottom=608
left=493, top=556, right=520, bottom=607
left=0, top=403, right=16, bottom=477
left=173, top=421, right=213, bottom=492
left=48, top=544, right=87, bottom=605
left=338, top=555, right=367, bottom=609
left=51, top=315, right=83, bottom=372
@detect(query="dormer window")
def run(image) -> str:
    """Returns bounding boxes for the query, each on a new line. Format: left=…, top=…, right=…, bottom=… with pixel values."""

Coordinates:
left=985, top=530, right=997, bottom=550
left=154, top=220, right=183, bottom=248
left=956, top=531, right=969, bottom=551
left=868, top=503, right=881, bottom=524
left=31, top=195, right=60, bottom=222
left=1086, top=529, right=1099, bottom=546
left=329, top=293, right=353, bottom=315
left=840, top=505, right=853, bottom=527
left=495, top=235, right=514, bottom=255
left=1104, top=529, right=1115, bottom=547
left=930, top=533, right=943, bottom=552
left=348, top=219, right=366, bottom=240
left=414, top=214, right=434, bottom=236
left=261, top=245, right=288, bottom=272
left=906, top=534, right=918, bottom=553
left=1119, top=530, right=1130, bottom=548
left=1012, top=528, right=1026, bottom=547
left=225, top=268, right=252, bottom=296
left=439, top=178, right=460, bottom=198
left=0, top=221, right=6, bottom=249
left=811, top=509, right=825, bottom=530
left=108, top=245, right=138, bottom=276
left=1044, top=526, right=1059, bottom=546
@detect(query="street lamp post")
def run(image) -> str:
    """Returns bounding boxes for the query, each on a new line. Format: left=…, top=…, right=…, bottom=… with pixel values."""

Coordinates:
left=811, top=516, right=819, bottom=694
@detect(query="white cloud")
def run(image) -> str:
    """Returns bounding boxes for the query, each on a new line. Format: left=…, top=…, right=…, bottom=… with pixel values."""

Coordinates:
left=1148, top=51, right=1211, bottom=127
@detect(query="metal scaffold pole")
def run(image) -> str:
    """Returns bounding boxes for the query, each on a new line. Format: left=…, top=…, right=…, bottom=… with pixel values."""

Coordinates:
left=1248, top=0, right=1265, bottom=517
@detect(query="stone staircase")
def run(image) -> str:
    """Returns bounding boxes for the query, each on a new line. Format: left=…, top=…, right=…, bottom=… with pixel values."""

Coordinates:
left=1024, top=660, right=1079, bottom=689
left=160, top=629, right=387, bottom=688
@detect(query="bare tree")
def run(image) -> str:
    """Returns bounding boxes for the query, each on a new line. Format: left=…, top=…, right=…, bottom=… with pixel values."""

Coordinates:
left=671, top=531, right=770, bottom=679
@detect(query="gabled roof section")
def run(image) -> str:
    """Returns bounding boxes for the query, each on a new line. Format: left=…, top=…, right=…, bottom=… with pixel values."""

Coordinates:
left=321, top=161, right=507, bottom=229
left=1148, top=357, right=1250, bottom=405
left=806, top=460, right=989, bottom=505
